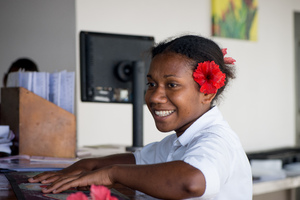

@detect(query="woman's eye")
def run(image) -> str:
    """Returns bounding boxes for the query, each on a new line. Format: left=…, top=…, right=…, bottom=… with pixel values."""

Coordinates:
left=146, top=82, right=156, bottom=87
left=168, top=83, right=178, bottom=88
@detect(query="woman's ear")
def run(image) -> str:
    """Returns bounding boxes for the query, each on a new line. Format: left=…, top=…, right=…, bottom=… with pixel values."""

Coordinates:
left=201, top=93, right=216, bottom=104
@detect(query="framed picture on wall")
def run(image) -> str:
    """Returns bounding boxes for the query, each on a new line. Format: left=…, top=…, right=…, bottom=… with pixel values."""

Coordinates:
left=211, top=0, right=258, bottom=41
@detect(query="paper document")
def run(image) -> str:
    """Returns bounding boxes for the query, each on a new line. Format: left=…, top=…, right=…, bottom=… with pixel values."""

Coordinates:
left=0, top=126, right=14, bottom=154
left=7, top=70, right=75, bottom=114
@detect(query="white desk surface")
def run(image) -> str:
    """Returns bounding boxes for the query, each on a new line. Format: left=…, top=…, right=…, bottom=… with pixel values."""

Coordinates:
left=253, top=175, right=300, bottom=195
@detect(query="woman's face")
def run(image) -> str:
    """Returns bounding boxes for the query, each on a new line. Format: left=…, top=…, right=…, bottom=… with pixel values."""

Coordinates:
left=145, top=53, right=212, bottom=137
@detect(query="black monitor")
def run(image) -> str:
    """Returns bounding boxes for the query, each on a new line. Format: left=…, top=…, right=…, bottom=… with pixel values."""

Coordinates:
left=80, top=31, right=155, bottom=151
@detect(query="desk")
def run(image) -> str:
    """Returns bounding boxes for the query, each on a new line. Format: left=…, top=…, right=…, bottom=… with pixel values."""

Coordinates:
left=253, top=176, right=300, bottom=195
left=0, top=150, right=159, bottom=200
left=0, top=173, right=15, bottom=200
left=2, top=170, right=300, bottom=200
left=3, top=174, right=300, bottom=200
left=2, top=146, right=300, bottom=200
left=253, top=176, right=300, bottom=200
left=0, top=173, right=158, bottom=200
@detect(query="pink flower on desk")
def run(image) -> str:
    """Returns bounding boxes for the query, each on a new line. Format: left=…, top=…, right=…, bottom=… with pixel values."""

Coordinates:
left=91, top=185, right=118, bottom=200
left=66, top=185, right=118, bottom=200
left=67, top=191, right=88, bottom=200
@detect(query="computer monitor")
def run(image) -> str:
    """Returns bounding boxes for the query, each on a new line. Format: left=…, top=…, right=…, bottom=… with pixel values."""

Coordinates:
left=80, top=31, right=155, bottom=150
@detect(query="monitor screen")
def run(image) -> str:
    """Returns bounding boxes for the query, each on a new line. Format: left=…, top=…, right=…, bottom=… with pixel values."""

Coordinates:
left=80, top=31, right=155, bottom=103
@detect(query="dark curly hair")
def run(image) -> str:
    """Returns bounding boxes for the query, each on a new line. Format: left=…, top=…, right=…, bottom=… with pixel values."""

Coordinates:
left=3, top=58, right=39, bottom=87
left=151, top=35, right=236, bottom=104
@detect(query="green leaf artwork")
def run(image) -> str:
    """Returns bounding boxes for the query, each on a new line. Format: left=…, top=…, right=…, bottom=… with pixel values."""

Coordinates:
left=212, top=0, right=258, bottom=41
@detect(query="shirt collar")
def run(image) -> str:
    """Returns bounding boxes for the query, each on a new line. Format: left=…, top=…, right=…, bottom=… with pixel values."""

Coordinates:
left=176, top=106, right=224, bottom=146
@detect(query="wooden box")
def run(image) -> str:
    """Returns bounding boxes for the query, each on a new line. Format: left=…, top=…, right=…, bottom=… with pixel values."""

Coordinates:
left=0, top=87, right=76, bottom=158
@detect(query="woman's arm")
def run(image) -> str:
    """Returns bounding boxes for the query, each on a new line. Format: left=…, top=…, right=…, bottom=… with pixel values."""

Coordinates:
left=41, top=160, right=206, bottom=200
left=111, top=161, right=206, bottom=199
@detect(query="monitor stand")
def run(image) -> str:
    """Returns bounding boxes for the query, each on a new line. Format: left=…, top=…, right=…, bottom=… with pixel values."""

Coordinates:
left=117, top=61, right=145, bottom=152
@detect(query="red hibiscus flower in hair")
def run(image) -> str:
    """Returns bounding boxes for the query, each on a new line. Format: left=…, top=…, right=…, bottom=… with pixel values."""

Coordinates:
left=193, top=61, right=226, bottom=94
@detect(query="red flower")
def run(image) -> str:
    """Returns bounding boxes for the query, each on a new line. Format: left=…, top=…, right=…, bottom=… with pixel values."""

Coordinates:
left=224, top=57, right=236, bottom=65
left=90, top=185, right=118, bottom=200
left=193, top=61, right=226, bottom=94
left=66, top=185, right=118, bottom=200
left=67, top=192, right=88, bottom=200
left=221, top=48, right=227, bottom=56
left=222, top=48, right=236, bottom=65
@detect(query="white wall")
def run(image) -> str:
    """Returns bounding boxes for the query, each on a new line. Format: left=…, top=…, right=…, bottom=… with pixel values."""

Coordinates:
left=296, top=12, right=300, bottom=146
left=75, top=0, right=300, bottom=152
left=0, top=0, right=76, bottom=83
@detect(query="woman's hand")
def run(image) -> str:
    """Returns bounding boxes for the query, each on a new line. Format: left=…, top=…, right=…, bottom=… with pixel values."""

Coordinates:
left=28, top=153, right=135, bottom=186
left=28, top=158, right=96, bottom=184
left=41, top=166, right=113, bottom=194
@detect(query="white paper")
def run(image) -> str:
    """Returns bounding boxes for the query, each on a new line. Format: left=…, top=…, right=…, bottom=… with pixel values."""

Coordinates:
left=5, top=70, right=75, bottom=114
left=6, top=71, right=21, bottom=87
left=32, top=72, right=49, bottom=100
left=0, top=126, right=9, bottom=139
left=20, top=72, right=32, bottom=91
left=49, top=71, right=61, bottom=106
left=0, top=126, right=14, bottom=154
left=59, top=71, right=75, bottom=113
left=251, top=159, right=286, bottom=179
left=0, top=142, right=12, bottom=154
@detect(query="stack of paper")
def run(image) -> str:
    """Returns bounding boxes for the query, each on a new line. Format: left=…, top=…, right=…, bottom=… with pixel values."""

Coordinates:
left=6, top=70, right=75, bottom=114
left=0, top=126, right=14, bottom=154
left=251, top=159, right=286, bottom=182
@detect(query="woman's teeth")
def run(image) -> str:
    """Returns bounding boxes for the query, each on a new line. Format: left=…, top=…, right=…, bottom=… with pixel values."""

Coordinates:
left=155, top=110, right=174, bottom=117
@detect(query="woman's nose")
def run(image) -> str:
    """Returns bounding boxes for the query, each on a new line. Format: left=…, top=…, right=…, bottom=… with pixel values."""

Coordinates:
left=146, top=87, right=168, bottom=104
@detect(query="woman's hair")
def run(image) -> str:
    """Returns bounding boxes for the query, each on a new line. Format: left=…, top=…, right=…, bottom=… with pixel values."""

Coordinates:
left=3, top=58, right=39, bottom=87
left=151, top=35, right=236, bottom=104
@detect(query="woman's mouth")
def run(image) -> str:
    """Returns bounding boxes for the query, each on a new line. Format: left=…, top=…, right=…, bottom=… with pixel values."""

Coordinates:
left=154, top=110, right=175, bottom=117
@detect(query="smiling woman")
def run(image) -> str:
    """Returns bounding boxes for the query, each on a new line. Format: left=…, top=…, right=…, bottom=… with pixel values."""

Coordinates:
left=28, top=34, right=252, bottom=200
left=145, top=52, right=209, bottom=136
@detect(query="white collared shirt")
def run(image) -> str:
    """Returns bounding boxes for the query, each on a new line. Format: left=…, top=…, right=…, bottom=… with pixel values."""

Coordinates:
left=134, top=106, right=252, bottom=200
